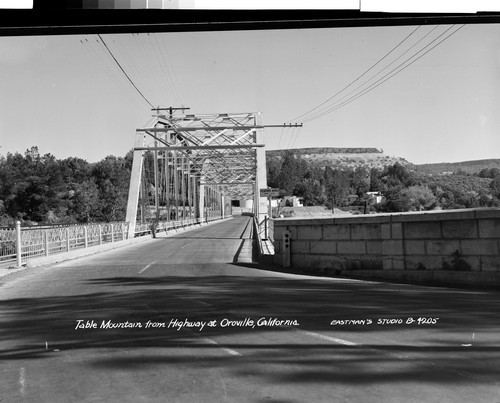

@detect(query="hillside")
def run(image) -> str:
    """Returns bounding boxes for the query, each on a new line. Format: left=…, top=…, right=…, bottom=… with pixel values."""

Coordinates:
left=266, top=148, right=411, bottom=170
left=416, top=159, right=500, bottom=175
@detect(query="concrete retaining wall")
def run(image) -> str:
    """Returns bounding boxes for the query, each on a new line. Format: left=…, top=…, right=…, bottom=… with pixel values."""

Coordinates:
left=271, top=208, right=500, bottom=287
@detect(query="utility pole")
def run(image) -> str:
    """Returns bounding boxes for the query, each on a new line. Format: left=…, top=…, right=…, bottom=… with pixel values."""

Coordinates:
left=152, top=106, right=190, bottom=119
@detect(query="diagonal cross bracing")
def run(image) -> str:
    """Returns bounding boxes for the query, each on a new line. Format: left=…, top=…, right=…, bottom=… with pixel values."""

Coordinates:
left=125, top=111, right=268, bottom=235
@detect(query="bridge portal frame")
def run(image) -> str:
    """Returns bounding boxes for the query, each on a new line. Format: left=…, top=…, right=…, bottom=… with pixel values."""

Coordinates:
left=125, top=110, right=268, bottom=238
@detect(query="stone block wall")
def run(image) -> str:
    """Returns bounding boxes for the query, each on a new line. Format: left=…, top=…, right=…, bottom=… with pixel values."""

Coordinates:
left=272, top=215, right=387, bottom=271
left=271, top=209, right=500, bottom=283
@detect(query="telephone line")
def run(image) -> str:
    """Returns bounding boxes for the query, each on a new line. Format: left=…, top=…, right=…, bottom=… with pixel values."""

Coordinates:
left=153, top=33, right=184, bottom=104
left=80, top=36, right=138, bottom=101
left=302, top=25, right=464, bottom=123
left=301, top=25, right=441, bottom=122
left=97, top=34, right=154, bottom=108
left=287, top=25, right=422, bottom=124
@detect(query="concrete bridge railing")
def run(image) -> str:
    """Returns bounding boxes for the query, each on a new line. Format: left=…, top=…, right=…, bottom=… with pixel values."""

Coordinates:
left=271, top=208, right=500, bottom=287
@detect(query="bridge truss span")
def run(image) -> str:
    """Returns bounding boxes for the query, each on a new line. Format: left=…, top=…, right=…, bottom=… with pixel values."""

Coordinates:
left=125, top=110, right=268, bottom=237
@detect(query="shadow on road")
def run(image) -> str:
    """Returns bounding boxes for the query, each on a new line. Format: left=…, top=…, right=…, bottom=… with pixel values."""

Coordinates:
left=1, top=262, right=500, bottom=387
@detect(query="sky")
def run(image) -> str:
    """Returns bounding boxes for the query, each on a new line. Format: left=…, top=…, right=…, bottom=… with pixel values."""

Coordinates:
left=0, top=22, right=499, bottom=164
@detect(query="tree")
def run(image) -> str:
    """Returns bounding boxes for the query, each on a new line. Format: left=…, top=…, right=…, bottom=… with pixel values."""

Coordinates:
left=400, top=185, right=436, bottom=211
left=294, top=178, right=326, bottom=206
left=377, top=186, right=406, bottom=212
left=324, top=167, right=350, bottom=209
left=69, top=179, right=101, bottom=222
left=275, top=151, right=307, bottom=195
left=91, top=156, right=131, bottom=221
left=0, top=147, right=132, bottom=224
left=350, top=167, right=370, bottom=197
left=490, top=175, right=500, bottom=198
left=369, top=168, right=384, bottom=192
left=381, top=162, right=416, bottom=189
left=266, top=155, right=282, bottom=189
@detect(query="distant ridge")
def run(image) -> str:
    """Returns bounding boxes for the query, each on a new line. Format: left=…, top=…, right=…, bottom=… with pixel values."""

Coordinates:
left=266, top=147, right=409, bottom=170
left=265, top=148, right=500, bottom=174
left=416, top=159, right=500, bottom=175
left=268, top=147, right=383, bottom=155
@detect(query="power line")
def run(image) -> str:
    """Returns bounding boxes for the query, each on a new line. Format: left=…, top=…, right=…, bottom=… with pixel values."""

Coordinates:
left=287, top=25, right=422, bottom=124
left=80, top=37, right=132, bottom=99
left=97, top=34, right=154, bottom=108
left=300, top=26, right=441, bottom=123
left=290, top=126, right=302, bottom=149
left=135, top=33, right=170, bottom=104
left=286, top=126, right=298, bottom=149
left=153, top=33, right=184, bottom=104
left=277, top=125, right=285, bottom=149
left=302, top=24, right=464, bottom=123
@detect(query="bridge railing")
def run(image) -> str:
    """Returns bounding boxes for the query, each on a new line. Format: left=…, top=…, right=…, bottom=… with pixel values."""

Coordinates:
left=1, top=215, right=228, bottom=267
left=255, top=216, right=274, bottom=242
left=0, top=227, right=17, bottom=263
left=252, top=215, right=275, bottom=257
left=0, top=222, right=130, bottom=267
left=134, top=215, right=226, bottom=237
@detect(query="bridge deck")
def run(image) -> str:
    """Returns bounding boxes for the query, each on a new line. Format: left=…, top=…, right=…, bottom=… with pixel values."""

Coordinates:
left=153, top=215, right=255, bottom=264
left=1, top=215, right=499, bottom=402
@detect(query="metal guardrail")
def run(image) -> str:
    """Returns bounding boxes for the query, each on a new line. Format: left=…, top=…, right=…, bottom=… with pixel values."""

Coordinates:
left=0, top=215, right=228, bottom=267
left=0, top=227, right=16, bottom=263
left=1, top=222, right=129, bottom=266
left=268, top=218, right=274, bottom=243
left=253, top=215, right=275, bottom=257
left=134, top=216, right=224, bottom=237
left=256, top=216, right=271, bottom=241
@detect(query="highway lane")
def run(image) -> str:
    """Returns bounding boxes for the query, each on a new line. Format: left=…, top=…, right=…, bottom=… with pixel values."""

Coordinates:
left=1, top=215, right=500, bottom=402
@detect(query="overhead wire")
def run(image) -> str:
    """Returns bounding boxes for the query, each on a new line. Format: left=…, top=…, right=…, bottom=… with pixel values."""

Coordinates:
left=106, top=34, right=149, bottom=98
left=301, top=25, right=441, bottom=122
left=290, top=126, right=302, bottom=149
left=79, top=36, right=138, bottom=100
left=287, top=24, right=464, bottom=127
left=286, top=126, right=298, bottom=149
left=97, top=33, right=155, bottom=108
left=152, top=33, right=184, bottom=105
left=301, top=24, right=464, bottom=123
left=287, top=25, right=422, bottom=124
left=145, top=33, right=176, bottom=103
left=130, top=33, right=162, bottom=105
left=301, top=25, right=454, bottom=122
left=137, top=33, right=172, bottom=104
left=277, top=126, right=286, bottom=149
left=112, top=33, right=169, bottom=106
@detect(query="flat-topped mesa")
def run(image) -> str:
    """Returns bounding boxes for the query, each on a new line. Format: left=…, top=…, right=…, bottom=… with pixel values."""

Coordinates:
left=268, top=147, right=384, bottom=156
left=266, top=148, right=410, bottom=170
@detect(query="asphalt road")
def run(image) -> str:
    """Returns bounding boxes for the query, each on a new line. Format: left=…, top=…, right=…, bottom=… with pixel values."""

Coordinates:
left=1, top=215, right=500, bottom=403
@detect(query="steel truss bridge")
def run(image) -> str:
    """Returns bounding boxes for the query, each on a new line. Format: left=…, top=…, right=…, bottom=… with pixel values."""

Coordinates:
left=0, top=110, right=286, bottom=267
left=125, top=110, right=269, bottom=238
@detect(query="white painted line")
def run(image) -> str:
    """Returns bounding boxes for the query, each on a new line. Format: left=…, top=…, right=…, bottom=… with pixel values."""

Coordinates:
left=203, top=337, right=242, bottom=356
left=192, top=299, right=212, bottom=307
left=176, top=296, right=212, bottom=307
left=143, top=303, right=159, bottom=314
left=19, top=367, right=26, bottom=396
left=294, top=328, right=358, bottom=346
left=138, top=261, right=157, bottom=274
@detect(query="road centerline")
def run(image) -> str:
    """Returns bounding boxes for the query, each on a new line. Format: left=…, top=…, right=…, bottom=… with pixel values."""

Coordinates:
left=138, top=261, right=157, bottom=274
left=293, top=328, right=359, bottom=346
left=202, top=337, right=242, bottom=357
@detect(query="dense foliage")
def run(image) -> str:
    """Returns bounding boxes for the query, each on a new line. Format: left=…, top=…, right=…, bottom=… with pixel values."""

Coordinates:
left=1, top=147, right=499, bottom=226
left=0, top=147, right=132, bottom=226
left=267, top=150, right=500, bottom=212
